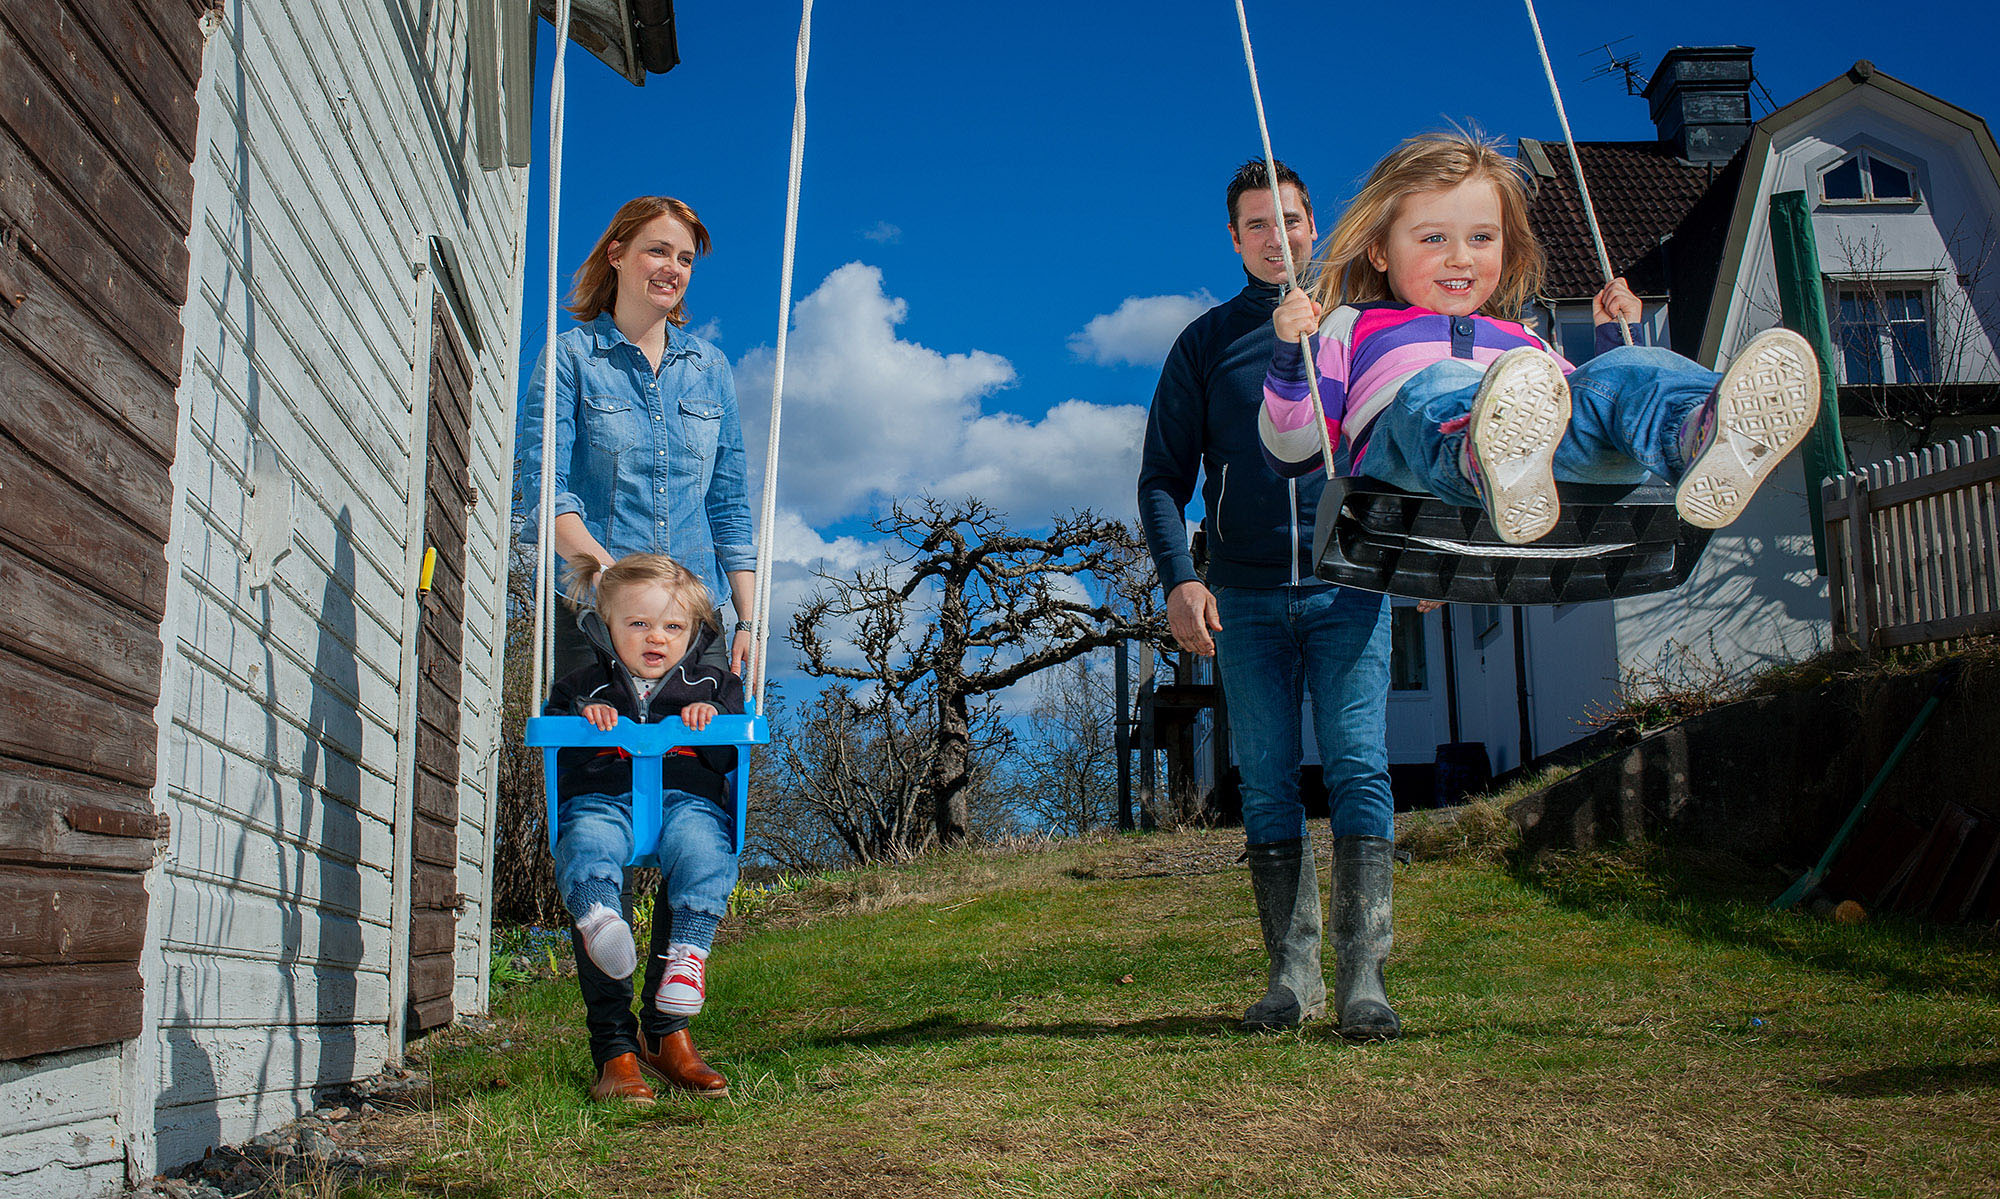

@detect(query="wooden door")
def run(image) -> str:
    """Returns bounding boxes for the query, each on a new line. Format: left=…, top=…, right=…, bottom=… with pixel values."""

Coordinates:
left=406, top=296, right=474, bottom=1032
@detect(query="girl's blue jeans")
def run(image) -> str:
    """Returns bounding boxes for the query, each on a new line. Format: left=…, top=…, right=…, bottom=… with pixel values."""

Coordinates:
left=554, top=787, right=739, bottom=941
left=1212, top=583, right=1395, bottom=845
left=1360, top=346, right=1722, bottom=506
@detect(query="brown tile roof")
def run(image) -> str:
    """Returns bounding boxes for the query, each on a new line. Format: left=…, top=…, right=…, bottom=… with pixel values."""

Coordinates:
left=1523, top=139, right=1729, bottom=300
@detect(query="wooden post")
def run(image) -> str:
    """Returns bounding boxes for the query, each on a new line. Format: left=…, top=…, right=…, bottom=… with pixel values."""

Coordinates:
left=1851, top=465, right=1880, bottom=656
left=1768, top=190, right=1851, bottom=575
left=1114, top=640, right=1133, bottom=832
left=1137, top=640, right=1157, bottom=832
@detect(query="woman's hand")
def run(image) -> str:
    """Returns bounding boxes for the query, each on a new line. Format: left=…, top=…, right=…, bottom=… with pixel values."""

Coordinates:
left=580, top=702, right=619, bottom=731
left=1273, top=288, right=1322, bottom=343
left=1593, top=277, right=1642, bottom=327
left=681, top=702, right=717, bottom=731
left=730, top=628, right=753, bottom=678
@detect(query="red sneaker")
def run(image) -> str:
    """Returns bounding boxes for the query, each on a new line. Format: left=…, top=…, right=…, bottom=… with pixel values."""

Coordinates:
left=653, top=944, right=708, bottom=1016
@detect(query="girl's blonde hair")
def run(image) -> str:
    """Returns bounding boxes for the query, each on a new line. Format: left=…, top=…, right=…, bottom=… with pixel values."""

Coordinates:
left=567, top=196, right=711, bottom=325
left=561, top=551, right=720, bottom=633
left=1311, top=129, right=1546, bottom=320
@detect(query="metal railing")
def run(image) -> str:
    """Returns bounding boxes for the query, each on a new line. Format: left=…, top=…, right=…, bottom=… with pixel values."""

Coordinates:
left=1823, top=427, right=2000, bottom=652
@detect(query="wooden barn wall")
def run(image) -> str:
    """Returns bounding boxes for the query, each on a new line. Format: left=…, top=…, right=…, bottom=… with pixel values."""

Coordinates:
left=0, top=0, right=205, bottom=1192
left=136, top=0, right=523, bottom=1175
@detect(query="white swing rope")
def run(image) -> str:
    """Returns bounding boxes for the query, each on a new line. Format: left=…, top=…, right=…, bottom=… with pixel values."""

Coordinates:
left=1231, top=0, right=1339, bottom=474
left=532, top=0, right=806, bottom=719
left=750, top=0, right=814, bottom=714
left=1521, top=0, right=1633, bottom=347
left=531, top=0, right=574, bottom=716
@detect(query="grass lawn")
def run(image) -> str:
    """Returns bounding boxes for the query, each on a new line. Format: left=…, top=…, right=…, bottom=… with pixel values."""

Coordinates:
left=361, top=829, right=1999, bottom=1198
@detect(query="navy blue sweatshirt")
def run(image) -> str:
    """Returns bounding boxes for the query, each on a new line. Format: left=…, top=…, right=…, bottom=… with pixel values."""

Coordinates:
left=1138, top=275, right=1324, bottom=593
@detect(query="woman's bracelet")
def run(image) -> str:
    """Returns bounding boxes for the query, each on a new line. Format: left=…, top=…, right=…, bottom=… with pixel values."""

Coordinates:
left=735, top=620, right=760, bottom=636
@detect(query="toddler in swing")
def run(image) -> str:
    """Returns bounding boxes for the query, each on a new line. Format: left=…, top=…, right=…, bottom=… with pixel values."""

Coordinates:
left=546, top=551, right=742, bottom=1019
left=1262, top=130, right=1819, bottom=544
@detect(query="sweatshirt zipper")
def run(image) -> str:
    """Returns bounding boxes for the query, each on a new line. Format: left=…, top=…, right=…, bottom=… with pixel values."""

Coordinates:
left=1214, top=465, right=1228, bottom=542
left=1288, top=478, right=1301, bottom=585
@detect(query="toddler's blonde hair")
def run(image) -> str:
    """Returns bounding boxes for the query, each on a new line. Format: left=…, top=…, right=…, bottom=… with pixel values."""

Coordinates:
left=560, top=552, right=720, bottom=634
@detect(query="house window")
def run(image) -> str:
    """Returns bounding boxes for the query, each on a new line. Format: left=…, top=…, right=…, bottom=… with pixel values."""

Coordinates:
left=1390, top=605, right=1428, bottom=691
left=1819, top=150, right=1919, bottom=204
left=1835, top=286, right=1933, bottom=384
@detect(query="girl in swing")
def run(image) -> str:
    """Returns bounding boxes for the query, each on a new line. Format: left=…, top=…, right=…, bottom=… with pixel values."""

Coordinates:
left=1262, top=130, right=1819, bottom=543
left=544, top=551, right=744, bottom=1102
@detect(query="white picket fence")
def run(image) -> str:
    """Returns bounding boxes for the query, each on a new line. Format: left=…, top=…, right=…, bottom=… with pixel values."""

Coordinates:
left=1822, top=427, right=2000, bottom=652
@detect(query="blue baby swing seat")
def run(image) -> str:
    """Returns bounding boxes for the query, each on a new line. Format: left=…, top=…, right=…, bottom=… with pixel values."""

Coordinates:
left=529, top=713, right=768, bottom=861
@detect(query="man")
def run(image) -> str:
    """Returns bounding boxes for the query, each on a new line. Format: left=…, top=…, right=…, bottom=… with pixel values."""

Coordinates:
left=1136, top=160, right=1399, bottom=1040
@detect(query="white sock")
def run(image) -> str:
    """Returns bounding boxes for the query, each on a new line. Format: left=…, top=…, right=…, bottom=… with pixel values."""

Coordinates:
left=575, top=903, right=636, bottom=980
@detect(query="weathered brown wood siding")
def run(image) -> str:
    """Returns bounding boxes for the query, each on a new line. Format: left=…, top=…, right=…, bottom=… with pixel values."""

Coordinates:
left=0, top=0, right=203, bottom=1067
left=409, top=296, right=474, bottom=1033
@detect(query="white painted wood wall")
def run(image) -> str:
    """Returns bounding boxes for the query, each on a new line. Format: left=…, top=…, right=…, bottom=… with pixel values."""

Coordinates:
left=0, top=3, right=522, bottom=1190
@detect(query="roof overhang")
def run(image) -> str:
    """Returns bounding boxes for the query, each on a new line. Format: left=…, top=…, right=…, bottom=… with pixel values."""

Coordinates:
left=472, top=0, right=680, bottom=170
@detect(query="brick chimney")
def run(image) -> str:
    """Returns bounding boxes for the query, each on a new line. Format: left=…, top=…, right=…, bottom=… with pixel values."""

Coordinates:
left=1643, top=46, right=1755, bottom=164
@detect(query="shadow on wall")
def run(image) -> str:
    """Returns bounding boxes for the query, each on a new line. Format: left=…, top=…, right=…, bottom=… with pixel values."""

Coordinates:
left=301, top=513, right=364, bottom=1097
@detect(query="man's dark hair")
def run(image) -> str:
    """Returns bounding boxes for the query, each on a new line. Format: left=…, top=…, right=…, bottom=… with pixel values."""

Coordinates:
left=1226, top=159, right=1311, bottom=227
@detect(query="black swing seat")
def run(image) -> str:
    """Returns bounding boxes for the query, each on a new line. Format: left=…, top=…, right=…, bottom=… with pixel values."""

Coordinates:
left=1312, top=476, right=1713, bottom=605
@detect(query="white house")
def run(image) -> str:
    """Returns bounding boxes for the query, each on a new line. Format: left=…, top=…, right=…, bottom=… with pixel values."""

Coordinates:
left=1387, top=48, right=2000, bottom=780
left=0, top=2, right=665, bottom=1192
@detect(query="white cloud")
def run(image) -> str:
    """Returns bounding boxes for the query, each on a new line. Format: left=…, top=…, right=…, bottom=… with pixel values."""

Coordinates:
left=861, top=221, right=902, bottom=244
left=932, top=400, right=1148, bottom=521
left=1067, top=292, right=1215, bottom=367
left=687, top=317, right=724, bottom=344
left=737, top=262, right=1147, bottom=527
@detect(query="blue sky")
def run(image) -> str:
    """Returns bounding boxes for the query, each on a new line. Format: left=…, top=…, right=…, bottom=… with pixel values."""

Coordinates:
left=519, top=0, right=1995, bottom=674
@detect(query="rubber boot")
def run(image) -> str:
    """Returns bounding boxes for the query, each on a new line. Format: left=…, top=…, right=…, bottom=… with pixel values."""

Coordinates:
left=1242, top=836, right=1327, bottom=1029
left=1332, top=835, right=1401, bottom=1041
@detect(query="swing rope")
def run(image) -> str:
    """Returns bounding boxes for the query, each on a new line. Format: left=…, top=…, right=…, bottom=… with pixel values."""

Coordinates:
left=530, top=0, right=574, bottom=715
left=750, top=0, right=814, bottom=713
left=1521, top=0, right=1634, bottom=346
left=532, top=0, right=810, bottom=718
left=1231, top=0, right=1339, bottom=474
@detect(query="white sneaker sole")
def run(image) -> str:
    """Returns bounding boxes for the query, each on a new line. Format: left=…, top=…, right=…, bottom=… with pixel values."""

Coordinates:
left=1676, top=328, right=1819, bottom=529
left=1468, top=348, right=1571, bottom=545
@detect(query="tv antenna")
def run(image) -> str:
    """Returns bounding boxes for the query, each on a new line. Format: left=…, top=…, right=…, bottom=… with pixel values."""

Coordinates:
left=1582, top=37, right=1644, bottom=96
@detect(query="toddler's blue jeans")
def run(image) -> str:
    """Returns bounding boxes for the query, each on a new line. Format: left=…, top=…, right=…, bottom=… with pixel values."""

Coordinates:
left=554, top=787, right=739, bottom=947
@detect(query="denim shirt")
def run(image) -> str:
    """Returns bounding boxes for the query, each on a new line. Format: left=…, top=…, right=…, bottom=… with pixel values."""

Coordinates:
left=515, top=313, right=755, bottom=608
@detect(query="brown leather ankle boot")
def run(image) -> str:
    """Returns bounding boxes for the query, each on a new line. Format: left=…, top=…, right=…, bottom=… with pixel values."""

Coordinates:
left=636, top=1028, right=729, bottom=1097
left=589, top=1052, right=657, bottom=1104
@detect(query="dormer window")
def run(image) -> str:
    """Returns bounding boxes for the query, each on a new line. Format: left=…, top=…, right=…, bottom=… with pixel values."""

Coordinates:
left=1820, top=149, right=1920, bottom=204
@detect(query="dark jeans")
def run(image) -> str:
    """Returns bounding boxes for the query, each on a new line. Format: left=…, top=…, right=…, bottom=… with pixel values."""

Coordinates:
left=571, top=882, right=690, bottom=1067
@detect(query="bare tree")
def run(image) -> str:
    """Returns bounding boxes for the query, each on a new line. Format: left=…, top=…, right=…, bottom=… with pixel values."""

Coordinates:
left=791, top=497, right=1164, bottom=848
left=1827, top=219, right=2000, bottom=448
left=1003, top=653, right=1120, bottom=838
left=750, top=681, right=1008, bottom=867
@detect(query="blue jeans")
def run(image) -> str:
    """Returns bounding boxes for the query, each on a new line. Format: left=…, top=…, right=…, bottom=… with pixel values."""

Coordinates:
left=1362, top=346, right=1721, bottom=506
left=1213, top=584, right=1394, bottom=844
left=554, top=788, right=739, bottom=944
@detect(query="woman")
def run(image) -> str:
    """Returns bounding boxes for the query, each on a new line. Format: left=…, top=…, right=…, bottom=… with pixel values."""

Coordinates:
left=515, top=195, right=756, bottom=1106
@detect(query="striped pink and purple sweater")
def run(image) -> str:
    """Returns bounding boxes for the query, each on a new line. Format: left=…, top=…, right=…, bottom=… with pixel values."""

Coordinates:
left=1260, top=301, right=1576, bottom=477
